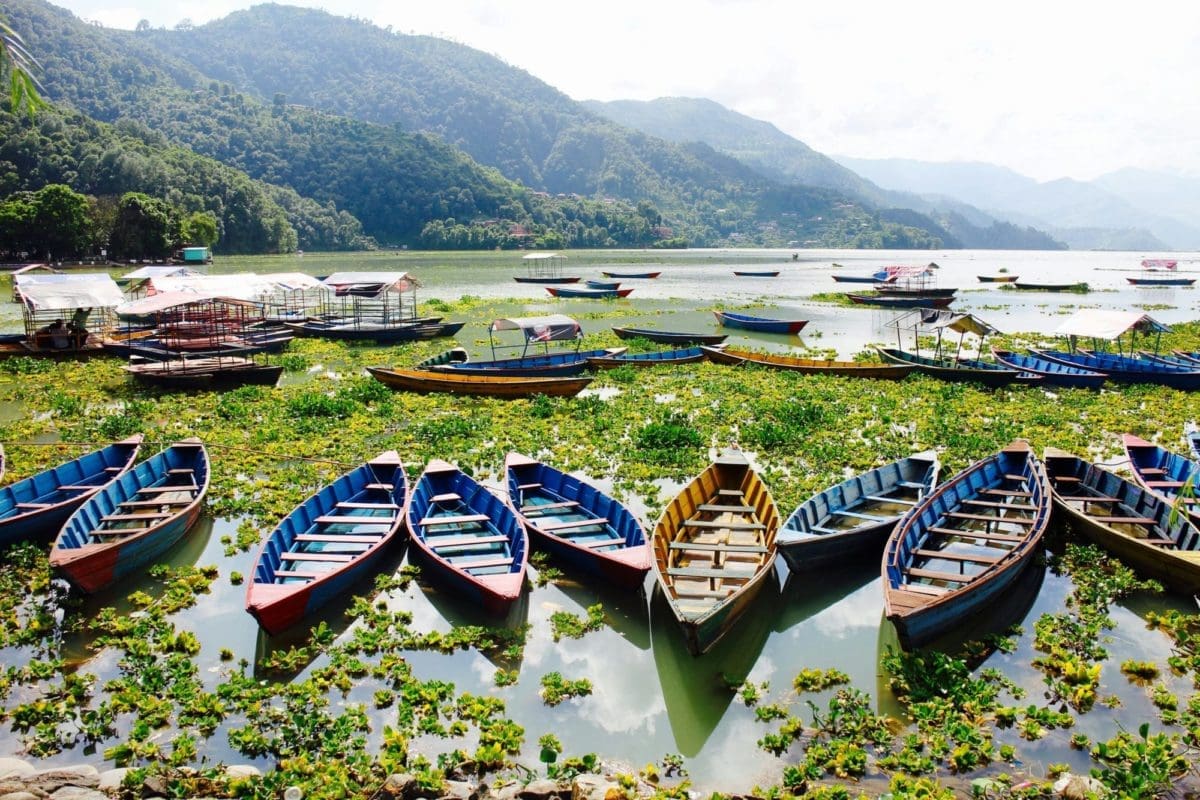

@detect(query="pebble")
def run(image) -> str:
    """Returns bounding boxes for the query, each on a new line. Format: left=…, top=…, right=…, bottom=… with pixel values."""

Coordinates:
left=0, top=762, right=34, bottom=782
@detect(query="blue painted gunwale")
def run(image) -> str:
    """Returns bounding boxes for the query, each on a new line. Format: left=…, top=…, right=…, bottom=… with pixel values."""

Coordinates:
left=1121, top=434, right=1200, bottom=528
left=245, top=452, right=408, bottom=635
left=713, top=311, right=808, bottom=334
left=405, top=459, right=527, bottom=614
left=585, top=346, right=706, bottom=368
left=1187, top=423, right=1200, bottom=462
left=990, top=348, right=1107, bottom=389
left=876, top=347, right=1025, bottom=388
left=778, top=451, right=939, bottom=573
left=504, top=452, right=651, bottom=589
left=585, top=279, right=622, bottom=290
left=431, top=347, right=625, bottom=377
left=881, top=441, right=1051, bottom=649
left=1032, top=349, right=1200, bottom=390
left=0, top=436, right=143, bottom=547
left=50, top=440, right=210, bottom=593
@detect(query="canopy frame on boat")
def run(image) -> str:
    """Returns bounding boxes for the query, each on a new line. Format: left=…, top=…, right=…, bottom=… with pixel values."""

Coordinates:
left=19, top=275, right=124, bottom=351
left=309, top=271, right=423, bottom=331
left=891, top=309, right=1003, bottom=365
left=116, top=294, right=276, bottom=374
left=519, top=252, right=569, bottom=280
left=488, top=315, right=582, bottom=359
left=1052, top=309, right=1171, bottom=357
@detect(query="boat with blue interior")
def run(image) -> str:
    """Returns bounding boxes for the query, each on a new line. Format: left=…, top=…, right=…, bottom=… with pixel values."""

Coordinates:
left=430, top=315, right=624, bottom=376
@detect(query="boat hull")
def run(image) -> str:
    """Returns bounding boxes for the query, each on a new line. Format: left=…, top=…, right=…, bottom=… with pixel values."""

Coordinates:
left=1122, top=434, right=1200, bottom=528
left=703, top=346, right=914, bottom=379
left=1032, top=349, right=1200, bottom=389
left=611, top=327, right=727, bottom=345
left=545, top=287, right=633, bottom=298
left=846, top=293, right=954, bottom=309
left=586, top=347, right=706, bottom=368
left=1127, top=277, right=1195, bottom=286
left=602, top=271, right=660, bottom=279
left=977, top=275, right=1019, bottom=283
left=713, top=311, right=808, bottom=334
left=877, top=347, right=1023, bottom=387
left=367, top=367, right=591, bottom=398
left=513, top=276, right=581, bottom=284
left=990, top=349, right=1107, bottom=389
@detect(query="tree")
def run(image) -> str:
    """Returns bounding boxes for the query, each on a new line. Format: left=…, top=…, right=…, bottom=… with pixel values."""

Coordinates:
left=109, top=192, right=179, bottom=259
left=0, top=17, right=45, bottom=117
left=182, top=210, right=219, bottom=247
left=31, top=184, right=89, bottom=258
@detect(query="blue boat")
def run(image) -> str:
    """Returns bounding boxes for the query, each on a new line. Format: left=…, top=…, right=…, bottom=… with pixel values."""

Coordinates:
left=546, top=286, right=633, bottom=299
left=877, top=347, right=1030, bottom=388
left=1031, top=349, right=1200, bottom=390
left=50, top=439, right=210, bottom=593
left=778, top=451, right=939, bottom=573
left=0, top=436, right=143, bottom=547
left=832, top=270, right=889, bottom=284
left=405, top=459, right=528, bottom=614
left=882, top=440, right=1051, bottom=649
left=1187, top=423, right=1200, bottom=461
left=991, top=348, right=1107, bottom=389
left=602, top=270, right=661, bottom=279
left=585, top=279, right=622, bottom=290
left=713, top=311, right=808, bottom=335
left=1122, top=434, right=1200, bottom=529
left=585, top=346, right=707, bottom=368
left=245, top=452, right=408, bottom=635
left=432, top=347, right=626, bottom=377
left=504, top=452, right=651, bottom=588
left=611, top=326, right=727, bottom=346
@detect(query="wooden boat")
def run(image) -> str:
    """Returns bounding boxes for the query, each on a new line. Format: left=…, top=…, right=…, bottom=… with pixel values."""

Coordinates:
left=1013, top=281, right=1090, bottom=292
left=876, top=347, right=1028, bottom=387
left=653, top=449, right=779, bottom=655
left=713, top=311, right=808, bottom=335
left=990, top=348, right=1107, bottom=389
left=405, top=459, right=527, bottom=614
left=124, top=358, right=284, bottom=390
left=545, top=286, right=633, bottom=299
left=846, top=293, right=954, bottom=309
left=874, top=285, right=958, bottom=299
left=1030, top=349, right=1200, bottom=390
left=50, top=439, right=210, bottom=593
left=414, top=348, right=469, bottom=370
left=882, top=441, right=1051, bottom=649
left=513, top=275, right=580, bottom=284
left=602, top=270, right=660, bottom=279
left=611, top=326, right=727, bottom=346
left=977, top=275, right=1019, bottom=283
left=1127, top=276, right=1195, bottom=286
left=732, top=270, right=780, bottom=277
left=246, top=452, right=408, bottom=634
left=702, top=346, right=914, bottom=379
left=1187, top=422, right=1200, bottom=461
left=1170, top=351, right=1200, bottom=366
left=284, top=320, right=464, bottom=343
left=778, top=451, right=939, bottom=573
left=430, top=347, right=625, bottom=377
left=1122, top=434, right=1200, bottom=528
left=585, top=279, right=622, bottom=290
left=832, top=270, right=888, bottom=284
left=367, top=366, right=592, bottom=398
left=1044, top=448, right=1200, bottom=593
left=0, top=437, right=142, bottom=547
left=504, top=452, right=651, bottom=588
left=586, top=346, right=707, bottom=369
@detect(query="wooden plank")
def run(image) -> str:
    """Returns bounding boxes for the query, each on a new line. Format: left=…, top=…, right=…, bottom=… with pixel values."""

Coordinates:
left=914, top=548, right=1001, bottom=564
left=167, top=468, right=194, bottom=475
left=522, top=500, right=579, bottom=512
left=945, top=511, right=1035, bottom=526
left=718, top=489, right=744, bottom=497
left=103, top=466, right=124, bottom=472
left=1140, top=467, right=1168, bottom=475
left=1146, top=480, right=1186, bottom=488
left=366, top=483, right=395, bottom=490
left=429, top=533, right=508, bottom=549
left=1052, top=475, right=1080, bottom=483
left=928, top=526, right=1023, bottom=543
left=982, top=488, right=1032, bottom=497
left=538, top=517, right=608, bottom=531
left=120, top=499, right=189, bottom=508
left=579, top=537, right=621, bottom=549
left=100, top=512, right=171, bottom=522
left=315, top=515, right=395, bottom=525
left=15, top=502, right=52, bottom=509
left=517, top=483, right=542, bottom=491
left=897, top=481, right=929, bottom=490
left=832, top=509, right=888, bottom=522
left=1059, top=496, right=1120, bottom=503
left=136, top=486, right=196, bottom=495
left=683, top=519, right=764, bottom=531
left=667, top=566, right=757, bottom=580
left=669, top=541, right=769, bottom=554
left=867, top=494, right=916, bottom=505
left=281, top=552, right=354, bottom=563
left=57, top=484, right=100, bottom=491
left=673, top=586, right=732, bottom=599
left=1091, top=516, right=1157, bottom=526
left=294, top=534, right=383, bottom=544
left=963, top=499, right=1037, bottom=511
left=458, top=555, right=514, bottom=569
left=907, top=566, right=974, bottom=583
left=336, top=501, right=399, bottom=510
left=901, top=583, right=949, bottom=596
left=419, top=514, right=489, bottom=526
left=698, top=503, right=755, bottom=513
left=272, top=569, right=323, bottom=580
left=430, top=492, right=462, bottom=503
left=1004, top=474, right=1030, bottom=482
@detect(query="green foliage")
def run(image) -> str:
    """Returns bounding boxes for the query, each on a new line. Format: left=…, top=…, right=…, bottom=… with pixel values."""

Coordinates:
left=1090, top=724, right=1190, bottom=799
left=538, top=672, right=593, bottom=706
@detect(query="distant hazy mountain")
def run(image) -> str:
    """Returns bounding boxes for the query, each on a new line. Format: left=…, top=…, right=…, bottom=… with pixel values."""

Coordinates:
left=836, top=156, right=1200, bottom=250
left=1092, top=168, right=1200, bottom=229
left=586, top=97, right=1064, bottom=250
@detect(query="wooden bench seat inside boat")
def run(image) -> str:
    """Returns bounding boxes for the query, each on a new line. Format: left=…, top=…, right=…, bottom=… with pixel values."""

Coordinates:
left=272, top=569, right=325, bottom=580
left=430, top=492, right=463, bottom=503
left=419, top=513, right=489, bottom=527
left=673, top=586, right=734, bottom=598
left=315, top=515, right=395, bottom=525
left=964, top=499, right=1037, bottom=511
left=136, top=485, right=197, bottom=494
left=945, top=511, right=1035, bottom=525
left=1004, top=474, right=1031, bottom=482
left=1140, top=467, right=1168, bottom=475
left=928, top=526, right=1022, bottom=543
left=914, top=548, right=1001, bottom=564
left=366, top=483, right=396, bottom=491
left=336, top=501, right=399, bottom=510
left=669, top=541, right=769, bottom=554
left=119, top=499, right=190, bottom=508
left=1145, top=480, right=1186, bottom=488
left=1059, top=496, right=1120, bottom=503
left=897, top=481, right=928, bottom=490
left=429, top=533, right=508, bottom=549
left=698, top=503, right=755, bottom=513
left=867, top=494, right=916, bottom=505
left=578, top=537, right=620, bottom=549
left=167, top=468, right=194, bottom=475
left=522, top=501, right=578, bottom=512
left=538, top=517, right=607, bottom=531
left=57, top=484, right=101, bottom=491
left=517, top=483, right=542, bottom=492
left=667, top=565, right=757, bottom=580
left=831, top=509, right=888, bottom=522
left=16, top=502, right=52, bottom=509
left=1090, top=516, right=1158, bottom=526
left=459, top=555, right=514, bottom=570
left=907, top=566, right=974, bottom=583
left=295, top=534, right=384, bottom=544
left=683, top=519, right=764, bottom=531
left=281, top=552, right=353, bottom=563
left=100, top=511, right=172, bottom=523
left=982, top=488, right=1033, bottom=497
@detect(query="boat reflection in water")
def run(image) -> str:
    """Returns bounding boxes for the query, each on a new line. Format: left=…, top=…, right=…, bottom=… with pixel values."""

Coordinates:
left=651, top=571, right=778, bottom=758
left=553, top=571, right=651, bottom=651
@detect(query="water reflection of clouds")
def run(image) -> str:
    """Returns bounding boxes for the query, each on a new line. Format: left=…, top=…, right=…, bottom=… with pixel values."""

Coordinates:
left=811, top=582, right=884, bottom=639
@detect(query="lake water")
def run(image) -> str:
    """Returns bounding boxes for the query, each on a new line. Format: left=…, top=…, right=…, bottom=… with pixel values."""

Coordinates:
left=1, top=248, right=1199, bottom=791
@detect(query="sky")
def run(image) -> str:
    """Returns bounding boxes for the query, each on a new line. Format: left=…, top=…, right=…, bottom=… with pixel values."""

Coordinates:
left=46, top=0, right=1200, bottom=183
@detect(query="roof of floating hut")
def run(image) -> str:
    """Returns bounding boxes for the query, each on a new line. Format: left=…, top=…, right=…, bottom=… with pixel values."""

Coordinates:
left=120, top=265, right=203, bottom=281
left=1052, top=309, right=1171, bottom=340
left=491, top=315, right=582, bottom=342
left=320, top=272, right=419, bottom=297
left=890, top=309, right=1001, bottom=338
left=19, top=275, right=124, bottom=310
left=139, top=273, right=323, bottom=301
left=115, top=291, right=260, bottom=317
left=521, top=252, right=564, bottom=261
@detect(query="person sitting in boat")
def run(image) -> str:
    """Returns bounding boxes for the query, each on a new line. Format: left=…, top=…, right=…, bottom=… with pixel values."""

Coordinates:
left=68, top=307, right=92, bottom=347
left=37, top=319, right=70, bottom=349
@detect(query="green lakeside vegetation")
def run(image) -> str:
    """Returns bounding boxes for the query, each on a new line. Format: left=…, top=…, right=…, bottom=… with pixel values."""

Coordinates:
left=0, top=303, right=1199, bottom=797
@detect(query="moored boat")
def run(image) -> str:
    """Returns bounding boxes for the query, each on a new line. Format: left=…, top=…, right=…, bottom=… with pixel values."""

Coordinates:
left=513, top=275, right=580, bottom=284
left=702, top=346, right=914, bottom=379
left=653, top=449, right=779, bottom=655
left=778, top=451, right=939, bottom=573
left=611, top=326, right=727, bottom=346
left=546, top=286, right=633, bottom=299
left=1121, top=434, right=1200, bottom=528
left=246, top=452, right=408, bottom=634
left=977, top=275, right=1019, bottom=283
left=284, top=319, right=463, bottom=343
left=1187, top=423, right=1200, bottom=461
left=586, top=346, right=707, bottom=368
left=405, top=459, right=527, bottom=614
left=882, top=440, right=1051, bottom=649
left=1030, top=349, right=1200, bottom=390
left=0, top=437, right=143, bottom=547
left=585, top=279, right=622, bottom=290
left=50, top=439, right=210, bottom=593
left=602, top=270, right=661, bottom=279
left=123, top=358, right=284, bottom=390
left=876, top=347, right=1028, bottom=387
left=504, top=452, right=651, bottom=589
left=732, top=270, right=780, bottom=277
left=431, top=347, right=625, bottom=377
left=847, top=293, right=954, bottom=309
left=713, top=311, right=808, bottom=335
left=990, top=348, right=1107, bottom=389
left=366, top=366, right=592, bottom=398
left=1013, top=281, right=1090, bottom=292
left=1127, top=276, right=1195, bottom=286
left=1044, top=447, right=1200, bottom=593
left=832, top=270, right=889, bottom=284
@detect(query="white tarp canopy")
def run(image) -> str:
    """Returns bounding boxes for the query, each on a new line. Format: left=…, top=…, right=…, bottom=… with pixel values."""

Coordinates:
left=20, top=275, right=124, bottom=310
left=116, top=291, right=258, bottom=316
left=1053, top=309, right=1171, bottom=340
left=120, top=266, right=203, bottom=280
left=142, top=273, right=320, bottom=301
left=256, top=272, right=323, bottom=291
left=15, top=271, right=98, bottom=288
left=916, top=310, right=1001, bottom=338
left=321, top=272, right=419, bottom=293
left=521, top=252, right=563, bottom=261
left=491, top=315, right=581, bottom=342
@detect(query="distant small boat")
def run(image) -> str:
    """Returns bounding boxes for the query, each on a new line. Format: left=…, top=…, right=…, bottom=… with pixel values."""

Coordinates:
left=1122, top=434, right=1200, bottom=528
left=602, top=270, right=661, bottom=279
left=713, top=311, right=808, bottom=335
left=832, top=270, right=889, bottom=284
left=611, top=326, right=727, bottom=346
left=366, top=366, right=592, bottom=398
left=505, top=452, right=651, bottom=588
left=990, top=348, right=1107, bottom=389
left=733, top=270, right=780, bottom=277
left=0, top=437, right=142, bottom=547
left=846, top=293, right=954, bottom=309
left=546, top=286, right=633, bottom=299
left=778, top=451, right=939, bottom=573
left=50, top=439, right=210, bottom=593
left=1127, top=276, right=1196, bottom=286
left=585, top=279, right=622, bottom=290
left=1013, top=281, right=1090, bottom=292
left=284, top=320, right=464, bottom=343
left=406, top=459, right=527, bottom=614
left=977, top=275, right=1019, bottom=283
left=1044, top=447, right=1200, bottom=593
left=702, top=346, right=914, bottom=379
left=586, top=346, right=707, bottom=368
left=513, top=275, right=581, bottom=284
left=874, top=285, right=958, bottom=298
left=246, top=452, right=408, bottom=635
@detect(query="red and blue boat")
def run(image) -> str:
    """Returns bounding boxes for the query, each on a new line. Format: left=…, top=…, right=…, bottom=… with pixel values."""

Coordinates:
left=405, top=459, right=527, bottom=614
left=1122, top=434, right=1200, bottom=528
left=245, top=452, right=408, bottom=635
left=505, top=452, right=651, bottom=589
left=0, top=436, right=143, bottom=547
left=602, top=270, right=660, bottom=279
left=1031, top=349, right=1200, bottom=390
left=50, top=439, right=210, bottom=593
left=713, top=310, right=808, bottom=335
left=546, top=286, right=633, bottom=299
